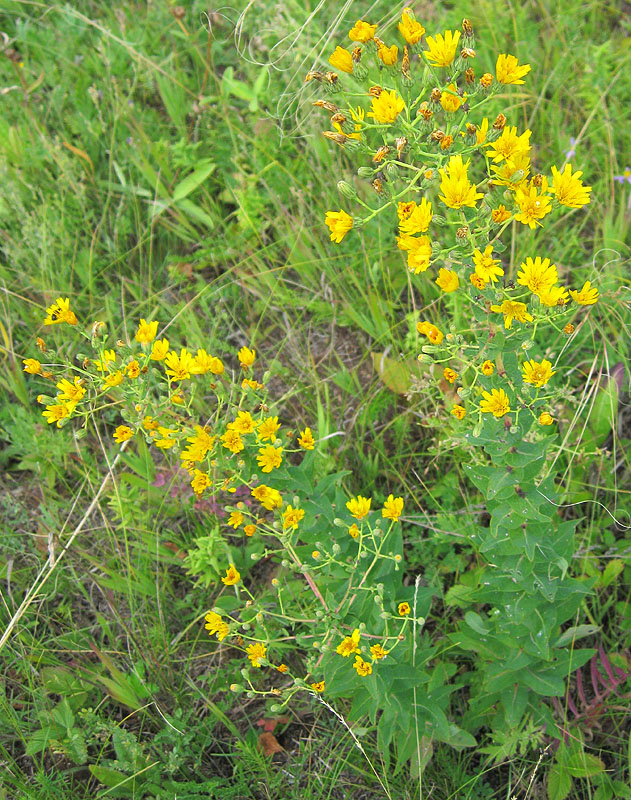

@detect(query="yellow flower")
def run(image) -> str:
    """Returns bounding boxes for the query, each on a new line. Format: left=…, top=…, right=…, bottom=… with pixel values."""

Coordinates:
left=491, top=153, right=531, bottom=188
left=397, top=200, right=416, bottom=222
left=298, top=427, right=315, bottom=449
left=551, top=164, right=592, bottom=208
left=103, top=370, right=124, bottom=389
left=569, top=280, right=598, bottom=305
left=481, top=360, right=495, bottom=376
left=417, top=321, right=444, bottom=345
left=538, top=285, right=569, bottom=307
left=353, top=655, right=373, bottom=677
left=23, top=358, right=41, bottom=374
left=487, top=126, right=531, bottom=163
left=370, top=644, right=389, bottom=660
left=423, top=30, right=460, bottom=67
left=44, top=297, right=77, bottom=326
left=56, top=376, right=86, bottom=402
left=277, top=664, right=288, bottom=674
left=476, top=118, right=489, bottom=145
left=514, top=184, right=552, bottom=229
left=451, top=405, right=466, bottom=419
left=135, top=318, right=158, bottom=344
left=492, top=205, right=511, bottom=223
left=204, top=611, right=229, bottom=641
left=490, top=300, right=534, bottom=329
left=398, top=10, right=425, bottom=44
left=181, top=426, right=215, bottom=462
left=517, top=257, right=558, bottom=294
left=522, top=358, right=556, bottom=388
left=469, top=273, right=487, bottom=290
left=398, top=601, right=411, bottom=616
left=150, top=338, right=170, bottom=361
left=377, top=43, right=398, bottom=66
left=382, top=494, right=403, bottom=521
left=480, top=388, right=511, bottom=417
left=251, top=484, right=283, bottom=510
left=473, top=245, right=504, bottom=283
left=440, top=83, right=465, bottom=112
left=348, top=523, right=360, bottom=538
left=153, top=426, right=178, bottom=449
left=282, top=505, right=305, bottom=530
left=257, top=416, right=280, bottom=442
left=192, top=349, right=224, bottom=375
left=228, top=511, right=245, bottom=529
left=346, top=495, right=372, bottom=520
left=368, top=89, right=405, bottom=124
left=349, top=20, right=377, bottom=42
left=325, top=209, right=353, bottom=243
left=257, top=445, right=283, bottom=473
left=242, top=378, right=264, bottom=391
left=329, top=46, right=353, bottom=73
left=435, top=268, right=459, bottom=293
left=397, top=235, right=432, bottom=274
left=220, top=429, right=244, bottom=454
left=113, top=425, right=134, bottom=443
left=336, top=628, right=361, bottom=657
left=495, top=53, right=531, bottom=84
left=191, top=469, right=212, bottom=495
left=310, top=680, right=325, bottom=693
left=238, top=346, right=256, bottom=369
left=221, top=564, right=241, bottom=586
left=143, top=415, right=159, bottom=431
left=438, top=155, right=483, bottom=209
left=443, top=367, right=458, bottom=383
left=43, top=402, right=75, bottom=427
left=398, top=198, right=433, bottom=236
left=539, top=412, right=554, bottom=426
left=228, top=411, right=257, bottom=435
left=245, top=642, right=266, bottom=667
left=165, top=348, right=194, bottom=381
left=244, top=524, right=256, bottom=537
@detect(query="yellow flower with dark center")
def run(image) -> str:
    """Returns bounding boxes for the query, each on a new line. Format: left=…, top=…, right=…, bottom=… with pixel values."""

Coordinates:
left=539, top=412, right=554, bottom=426
left=398, top=601, right=411, bottom=616
left=238, top=346, right=256, bottom=369
left=551, top=164, right=592, bottom=208
left=538, top=285, right=569, bottom=307
left=481, top=360, right=495, bottom=376
left=346, top=495, right=372, bottom=520
left=44, top=297, right=77, bottom=326
left=522, top=358, right=556, bottom=387
left=487, top=126, right=531, bottom=163
left=398, top=198, right=433, bottom=236
left=282, top=505, right=305, bottom=530
left=368, top=89, right=405, bottom=124
left=23, top=358, right=41, bottom=374
left=490, top=299, right=534, bottom=329
left=257, top=416, right=280, bottom=442
left=113, top=425, right=134, bottom=443
left=220, top=429, right=244, bottom=454
left=325, top=209, right=353, bottom=243
left=165, top=348, right=194, bottom=381
left=349, top=20, right=377, bottom=42
left=310, top=680, right=325, bottom=693
left=229, top=411, right=257, bottom=435
left=451, top=405, right=466, bottom=419
left=495, top=53, right=531, bottom=84
left=336, top=628, right=361, bottom=657
left=423, top=30, right=460, bottom=67
left=417, top=320, right=444, bottom=345
left=348, top=523, right=360, bottom=538
left=398, top=10, right=425, bottom=44
left=443, top=367, right=458, bottom=383
left=221, top=564, right=241, bottom=586
left=569, top=280, right=599, bottom=305
left=56, top=376, right=85, bottom=402
left=370, top=644, right=389, bottom=660
left=257, top=445, right=283, bottom=473
left=382, top=494, right=404, bottom=521
left=150, top=338, right=170, bottom=361
left=135, top=319, right=158, bottom=344
left=492, top=205, right=512, bottom=223
left=514, top=185, right=552, bottom=229
left=191, top=469, right=212, bottom=495
left=517, top=256, right=558, bottom=294
left=397, top=235, right=432, bottom=274
left=377, top=43, right=398, bottom=66
left=473, top=245, right=504, bottom=283
left=297, top=427, right=315, bottom=449
left=329, top=46, right=353, bottom=73
left=469, top=273, right=486, bottom=290
left=435, top=268, right=459, bottom=293
left=228, top=511, right=244, bottom=529
left=440, top=83, right=465, bottom=112
left=251, top=484, right=283, bottom=510
left=480, top=388, right=511, bottom=417
left=397, top=200, right=416, bottom=222
left=245, top=642, right=266, bottom=667
left=353, top=655, right=373, bottom=677
left=103, top=370, right=124, bottom=389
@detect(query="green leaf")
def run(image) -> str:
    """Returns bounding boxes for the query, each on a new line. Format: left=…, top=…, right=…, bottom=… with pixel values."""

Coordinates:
left=554, top=624, right=600, bottom=648
left=565, top=751, right=605, bottom=778
left=598, top=559, right=624, bottom=588
left=372, top=351, right=423, bottom=395
left=172, top=161, right=216, bottom=202
left=548, top=764, right=572, bottom=800
left=89, top=765, right=129, bottom=788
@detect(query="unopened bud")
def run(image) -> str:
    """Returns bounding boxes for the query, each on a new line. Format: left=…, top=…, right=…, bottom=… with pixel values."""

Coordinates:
left=357, top=166, right=375, bottom=178
left=337, top=180, right=357, bottom=200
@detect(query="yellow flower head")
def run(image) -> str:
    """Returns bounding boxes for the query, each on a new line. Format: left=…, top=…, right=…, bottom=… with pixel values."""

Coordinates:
left=251, top=484, right=283, bottom=510
left=417, top=320, right=444, bottom=345
left=56, top=376, right=86, bottom=403
left=246, top=642, right=266, bottom=668
left=514, top=185, right=552, bottom=229
left=221, top=564, right=241, bottom=586
left=257, top=416, right=281, bottom=442
left=397, top=235, right=432, bottom=274
left=469, top=273, right=487, bottom=290
left=150, top=337, right=170, bottom=361
left=487, top=126, right=532, bottom=163
left=377, top=43, right=398, bottom=66
left=438, top=155, right=483, bottom=209
left=205, top=611, right=229, bottom=642
left=349, top=20, right=377, bottom=42
left=23, top=358, right=41, bottom=374
left=398, top=601, right=411, bottom=616
left=490, top=299, right=534, bottom=329
left=44, top=297, right=77, bottom=326
left=346, top=495, right=372, bottom=520
left=43, top=402, right=74, bottom=427
left=522, top=358, right=556, bottom=388
left=353, top=655, right=373, bottom=677
left=538, top=285, right=569, bottom=307
left=551, top=164, right=592, bottom=208
left=370, top=644, right=389, bottom=660
left=569, top=280, right=598, bottom=305
left=336, top=628, right=361, bottom=657
left=229, top=410, right=257, bottom=435
left=495, top=53, right=531, bottom=84
left=517, top=256, right=558, bottom=294
left=480, top=388, right=511, bottom=417
left=451, top=405, right=466, bottom=420
left=476, top=118, right=489, bottom=145
left=220, top=429, right=244, bottom=454
left=165, top=348, right=194, bottom=381
left=135, top=318, right=158, bottom=344
left=282, top=505, right=305, bottom=530
left=329, top=46, right=353, bottom=73
left=443, top=367, right=458, bottom=384
left=310, top=680, right=325, bottom=693
left=244, top=524, right=256, bottom=537
left=257, top=445, right=283, bottom=473
left=238, top=346, right=256, bottom=369
left=481, top=360, right=495, bottom=376
left=539, top=412, right=554, bottom=426
left=368, top=89, right=405, bottom=124
left=103, top=370, right=124, bottom=389
left=113, top=425, right=134, bottom=443
left=348, top=523, right=360, bottom=538
left=228, top=511, right=244, bottom=529
left=297, top=427, right=315, bottom=450
left=435, top=268, right=459, bottom=293
left=473, top=245, right=504, bottom=283
left=192, top=349, right=224, bottom=375
left=492, top=205, right=512, bottom=224
left=382, top=494, right=403, bottom=521
left=423, top=30, right=461, bottom=67
left=181, top=426, right=215, bottom=462
left=440, top=83, right=465, bottom=112
left=191, top=469, right=211, bottom=495
left=398, top=10, right=425, bottom=44
left=398, top=198, right=433, bottom=236
left=325, top=209, right=353, bottom=243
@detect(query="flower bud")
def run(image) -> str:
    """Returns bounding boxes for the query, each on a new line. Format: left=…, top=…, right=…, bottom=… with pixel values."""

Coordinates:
left=270, top=704, right=283, bottom=713
left=432, top=214, right=447, bottom=226
left=337, top=180, right=357, bottom=200
left=241, top=668, right=250, bottom=679
left=357, top=166, right=375, bottom=178
left=457, top=387, right=471, bottom=398
left=417, top=353, right=433, bottom=364
left=333, top=518, right=346, bottom=527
